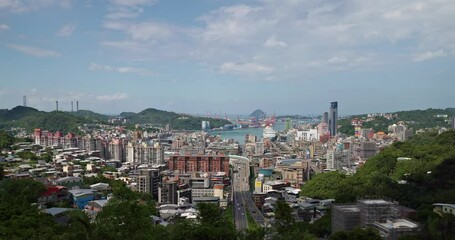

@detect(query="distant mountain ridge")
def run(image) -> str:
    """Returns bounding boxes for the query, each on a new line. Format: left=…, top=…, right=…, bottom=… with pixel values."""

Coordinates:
left=249, top=109, right=266, bottom=119
left=338, top=108, right=454, bottom=135
left=0, top=106, right=231, bottom=132
left=125, top=108, right=231, bottom=130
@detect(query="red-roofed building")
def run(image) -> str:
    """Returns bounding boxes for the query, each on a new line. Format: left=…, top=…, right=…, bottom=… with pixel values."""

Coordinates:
left=38, top=185, right=68, bottom=203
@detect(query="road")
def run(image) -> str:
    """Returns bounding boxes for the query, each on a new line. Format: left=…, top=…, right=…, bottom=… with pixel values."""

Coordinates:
left=231, top=156, right=267, bottom=230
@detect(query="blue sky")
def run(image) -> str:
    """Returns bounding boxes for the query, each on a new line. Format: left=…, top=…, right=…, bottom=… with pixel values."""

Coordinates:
left=0, top=0, right=454, bottom=115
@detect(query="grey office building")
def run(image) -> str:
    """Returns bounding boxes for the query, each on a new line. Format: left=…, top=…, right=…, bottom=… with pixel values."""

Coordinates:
left=322, top=112, right=329, bottom=124
left=329, top=102, right=338, bottom=136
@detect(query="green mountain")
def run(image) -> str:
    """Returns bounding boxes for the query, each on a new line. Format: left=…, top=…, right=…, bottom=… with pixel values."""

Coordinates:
left=0, top=106, right=40, bottom=121
left=0, top=106, right=94, bottom=133
left=338, top=108, right=454, bottom=135
left=71, top=110, right=109, bottom=122
left=0, top=106, right=231, bottom=132
left=250, top=109, right=266, bottom=119
left=126, top=108, right=231, bottom=130
left=119, top=112, right=136, bottom=118
left=301, top=130, right=455, bottom=207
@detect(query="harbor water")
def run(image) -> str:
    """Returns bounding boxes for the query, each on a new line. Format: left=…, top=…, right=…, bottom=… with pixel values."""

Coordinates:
left=209, top=122, right=286, bottom=144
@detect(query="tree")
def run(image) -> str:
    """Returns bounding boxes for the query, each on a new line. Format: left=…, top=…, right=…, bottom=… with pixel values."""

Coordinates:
left=329, top=228, right=382, bottom=240
left=93, top=200, right=155, bottom=240
left=273, top=200, right=295, bottom=234
left=194, top=202, right=237, bottom=240
left=428, top=212, right=455, bottom=240
left=0, top=179, right=61, bottom=239
left=0, top=130, right=13, bottom=148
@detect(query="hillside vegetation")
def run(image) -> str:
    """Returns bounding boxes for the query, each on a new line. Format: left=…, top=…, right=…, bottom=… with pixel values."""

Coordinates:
left=0, top=106, right=231, bottom=132
left=301, top=130, right=455, bottom=207
left=0, top=106, right=91, bottom=133
left=338, top=108, right=453, bottom=135
left=126, top=108, right=231, bottom=130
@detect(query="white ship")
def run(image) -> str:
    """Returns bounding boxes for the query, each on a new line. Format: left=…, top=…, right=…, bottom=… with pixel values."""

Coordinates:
left=263, top=126, right=276, bottom=139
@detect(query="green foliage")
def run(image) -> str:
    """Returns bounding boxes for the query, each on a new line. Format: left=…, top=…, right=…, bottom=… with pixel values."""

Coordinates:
left=309, top=211, right=331, bottom=237
left=427, top=212, right=455, bottom=240
left=338, top=108, right=453, bottom=135
left=0, top=130, right=14, bottom=148
left=302, top=131, right=455, bottom=207
left=71, top=110, right=109, bottom=122
left=301, top=171, right=355, bottom=202
left=302, top=131, right=455, bottom=239
left=127, top=108, right=231, bottom=130
left=16, top=150, right=39, bottom=161
left=93, top=199, right=155, bottom=240
left=0, top=179, right=62, bottom=240
left=0, top=106, right=104, bottom=133
left=329, top=227, right=382, bottom=240
left=273, top=200, right=295, bottom=234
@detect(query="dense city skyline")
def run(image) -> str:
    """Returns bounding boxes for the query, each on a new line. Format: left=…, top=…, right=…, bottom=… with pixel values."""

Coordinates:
left=1, top=0, right=454, bottom=115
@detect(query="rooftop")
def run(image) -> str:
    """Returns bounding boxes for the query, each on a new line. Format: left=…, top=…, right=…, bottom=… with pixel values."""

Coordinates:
left=358, top=199, right=391, bottom=205
left=375, top=219, right=419, bottom=229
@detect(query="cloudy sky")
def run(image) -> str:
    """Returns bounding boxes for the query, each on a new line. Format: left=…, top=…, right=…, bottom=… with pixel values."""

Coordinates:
left=0, top=0, right=454, bottom=115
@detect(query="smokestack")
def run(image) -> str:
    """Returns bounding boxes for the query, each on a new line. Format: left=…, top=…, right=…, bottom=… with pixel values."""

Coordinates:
left=76, top=101, right=79, bottom=111
left=71, top=101, right=73, bottom=112
left=23, top=95, right=27, bottom=107
left=56, top=101, right=59, bottom=111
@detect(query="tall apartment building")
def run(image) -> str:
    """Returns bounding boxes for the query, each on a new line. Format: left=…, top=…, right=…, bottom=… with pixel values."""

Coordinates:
left=34, top=129, right=78, bottom=148
left=137, top=168, right=161, bottom=200
left=354, top=141, right=377, bottom=160
left=158, top=179, right=178, bottom=204
left=108, top=138, right=127, bottom=162
left=127, top=142, right=164, bottom=165
left=329, top=102, right=338, bottom=136
left=168, top=155, right=230, bottom=176
left=326, top=149, right=350, bottom=170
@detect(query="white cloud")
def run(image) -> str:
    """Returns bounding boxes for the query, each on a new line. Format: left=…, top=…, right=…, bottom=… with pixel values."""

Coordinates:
left=109, top=0, right=155, bottom=7
left=263, top=37, right=287, bottom=47
left=0, top=24, right=10, bottom=30
left=56, top=23, right=75, bottom=37
left=97, top=93, right=128, bottom=101
left=220, top=62, right=274, bottom=74
left=413, top=49, right=447, bottom=62
left=104, top=21, right=172, bottom=41
left=106, top=0, right=156, bottom=20
left=0, top=0, right=72, bottom=13
left=7, top=44, right=60, bottom=57
left=89, top=62, right=153, bottom=76
left=99, top=0, right=455, bottom=81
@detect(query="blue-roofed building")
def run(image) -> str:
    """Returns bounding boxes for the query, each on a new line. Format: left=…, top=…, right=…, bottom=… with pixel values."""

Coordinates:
left=68, top=189, right=95, bottom=209
left=259, top=168, right=273, bottom=177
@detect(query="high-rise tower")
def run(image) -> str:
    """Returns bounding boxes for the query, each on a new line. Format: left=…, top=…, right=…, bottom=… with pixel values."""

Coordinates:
left=322, top=112, right=328, bottom=123
left=329, top=102, right=338, bottom=136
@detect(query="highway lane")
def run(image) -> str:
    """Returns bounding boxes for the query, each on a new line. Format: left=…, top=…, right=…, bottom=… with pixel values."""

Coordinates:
left=233, top=166, right=248, bottom=230
left=232, top=156, right=268, bottom=230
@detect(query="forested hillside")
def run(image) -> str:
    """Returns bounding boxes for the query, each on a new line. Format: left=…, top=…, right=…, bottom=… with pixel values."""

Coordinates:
left=338, top=108, right=453, bottom=135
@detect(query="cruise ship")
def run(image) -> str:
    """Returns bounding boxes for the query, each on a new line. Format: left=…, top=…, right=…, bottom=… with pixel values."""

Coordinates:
left=263, top=126, right=276, bottom=139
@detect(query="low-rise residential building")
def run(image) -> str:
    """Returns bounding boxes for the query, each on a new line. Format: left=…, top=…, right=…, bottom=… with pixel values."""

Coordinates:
left=433, top=203, right=455, bottom=216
